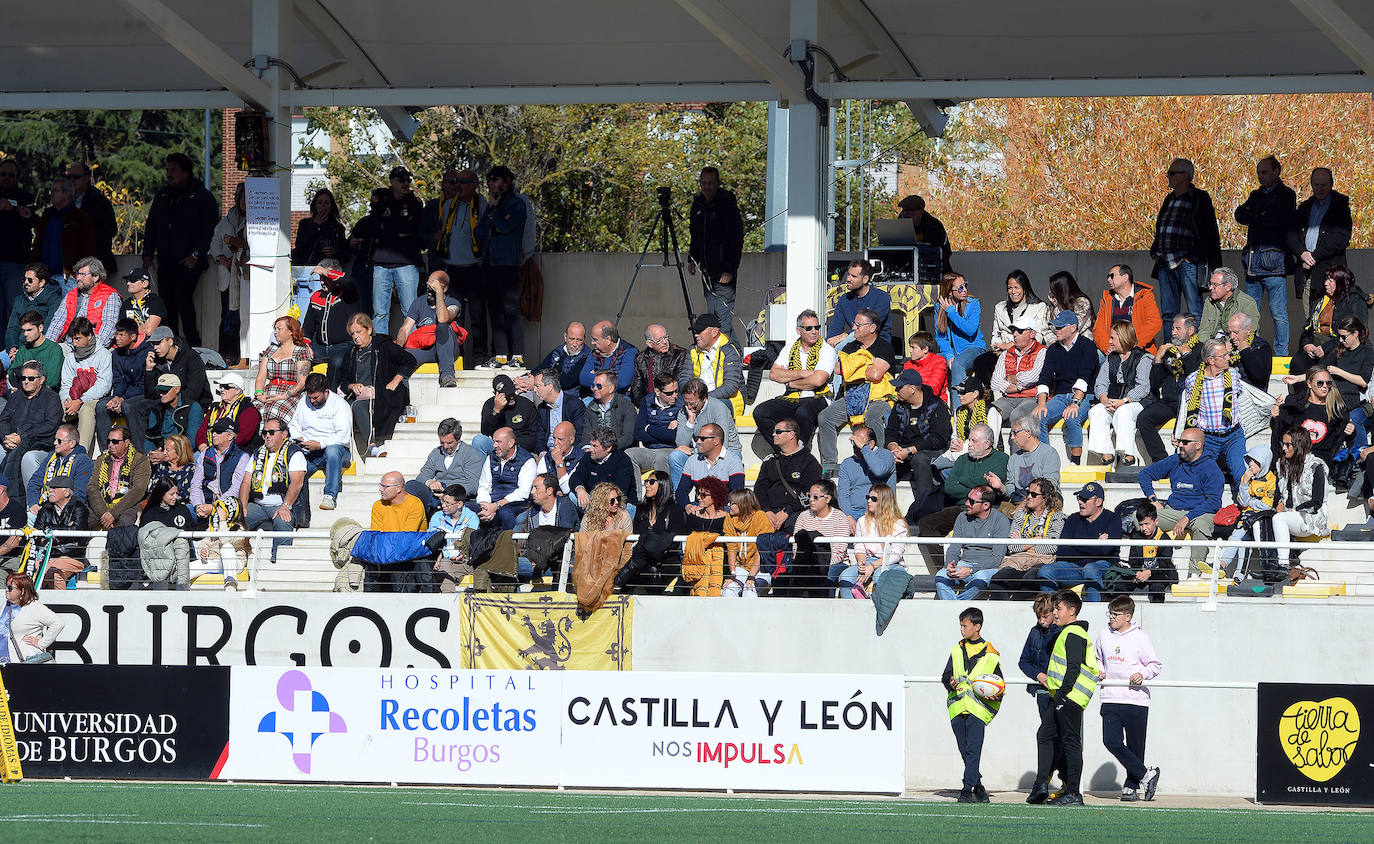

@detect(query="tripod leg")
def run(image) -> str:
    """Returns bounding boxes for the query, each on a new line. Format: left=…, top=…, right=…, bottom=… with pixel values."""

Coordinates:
left=663, top=213, right=697, bottom=326
left=616, top=213, right=663, bottom=326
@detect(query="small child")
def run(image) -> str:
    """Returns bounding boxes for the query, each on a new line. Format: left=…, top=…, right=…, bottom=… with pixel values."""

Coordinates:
left=1124, top=501, right=1178, bottom=603
left=1029, top=589, right=1098, bottom=806
left=1094, top=596, right=1163, bottom=801
left=904, top=332, right=950, bottom=404
left=1219, top=445, right=1276, bottom=578
left=942, top=606, right=1003, bottom=803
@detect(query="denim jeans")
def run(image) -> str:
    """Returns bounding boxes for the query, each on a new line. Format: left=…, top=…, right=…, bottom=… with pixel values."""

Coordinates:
left=935, top=567, right=997, bottom=600
left=1038, top=393, right=1093, bottom=449
left=405, top=324, right=458, bottom=376
left=244, top=501, right=293, bottom=561
left=1202, top=425, right=1248, bottom=493
left=705, top=277, right=737, bottom=335
left=372, top=264, right=420, bottom=335
left=472, top=434, right=495, bottom=457
left=1244, top=275, right=1289, bottom=355
left=1349, top=406, right=1370, bottom=452
left=948, top=346, right=985, bottom=395
left=304, top=444, right=351, bottom=498
left=836, top=559, right=903, bottom=598
left=1156, top=261, right=1202, bottom=322
left=1039, top=559, right=1113, bottom=601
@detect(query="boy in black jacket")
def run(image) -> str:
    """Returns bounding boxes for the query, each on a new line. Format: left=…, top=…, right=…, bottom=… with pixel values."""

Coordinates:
left=1029, top=589, right=1098, bottom=807
left=1019, top=594, right=1064, bottom=794
left=1123, top=501, right=1178, bottom=603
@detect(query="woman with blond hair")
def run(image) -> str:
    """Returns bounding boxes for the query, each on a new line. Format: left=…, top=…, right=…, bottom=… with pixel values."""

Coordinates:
left=989, top=477, right=1067, bottom=600
left=151, top=433, right=196, bottom=495
left=579, top=482, right=632, bottom=533
left=935, top=272, right=986, bottom=394
left=1087, top=320, right=1154, bottom=466
left=722, top=488, right=775, bottom=597
left=254, top=315, right=313, bottom=427
left=837, top=484, right=907, bottom=599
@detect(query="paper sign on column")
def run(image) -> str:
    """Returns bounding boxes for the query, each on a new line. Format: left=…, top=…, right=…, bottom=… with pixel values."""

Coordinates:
left=244, top=176, right=281, bottom=270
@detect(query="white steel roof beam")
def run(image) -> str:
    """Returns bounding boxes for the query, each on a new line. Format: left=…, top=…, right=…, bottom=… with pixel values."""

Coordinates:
left=672, top=0, right=806, bottom=104
left=1290, top=0, right=1374, bottom=82
left=830, top=0, right=951, bottom=136
left=117, top=0, right=273, bottom=109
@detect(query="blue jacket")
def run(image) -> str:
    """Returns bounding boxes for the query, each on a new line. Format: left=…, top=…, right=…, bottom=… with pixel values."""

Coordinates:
left=351, top=531, right=439, bottom=565
left=535, top=395, right=586, bottom=452
left=827, top=285, right=892, bottom=343
left=108, top=340, right=152, bottom=402
left=1018, top=622, right=1062, bottom=690
left=1039, top=336, right=1099, bottom=396
left=935, top=298, right=985, bottom=358
left=579, top=343, right=638, bottom=393
left=537, top=344, right=590, bottom=393
left=26, top=445, right=94, bottom=505
left=636, top=396, right=682, bottom=448
left=836, top=445, right=896, bottom=518
left=476, top=192, right=527, bottom=266
left=1138, top=452, right=1225, bottom=521
left=513, top=496, right=580, bottom=531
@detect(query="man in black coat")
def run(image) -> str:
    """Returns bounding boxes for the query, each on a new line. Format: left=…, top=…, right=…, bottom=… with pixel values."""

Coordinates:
left=0, top=158, right=35, bottom=329
left=687, top=167, right=744, bottom=334
left=479, top=373, right=539, bottom=455
left=141, top=152, right=219, bottom=346
left=1233, top=155, right=1297, bottom=356
left=1288, top=166, right=1353, bottom=303
left=0, top=358, right=61, bottom=503
left=754, top=418, right=821, bottom=533
left=68, top=163, right=118, bottom=272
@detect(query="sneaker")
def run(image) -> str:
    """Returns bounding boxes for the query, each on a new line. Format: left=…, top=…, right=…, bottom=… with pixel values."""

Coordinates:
left=475, top=357, right=501, bottom=370
left=973, top=785, right=990, bottom=803
left=320, top=494, right=336, bottom=511
left=956, top=789, right=975, bottom=803
left=493, top=355, right=508, bottom=368
left=368, top=444, right=387, bottom=458
left=1048, top=791, right=1084, bottom=806
left=1025, top=780, right=1050, bottom=804
left=504, top=355, right=525, bottom=370
left=1142, top=767, right=1160, bottom=801
left=1120, top=786, right=1138, bottom=802
left=439, top=374, right=458, bottom=388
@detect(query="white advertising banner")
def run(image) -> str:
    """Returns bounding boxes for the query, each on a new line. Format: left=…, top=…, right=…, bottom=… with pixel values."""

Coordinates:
left=218, top=667, right=561, bottom=785
left=560, top=671, right=905, bottom=793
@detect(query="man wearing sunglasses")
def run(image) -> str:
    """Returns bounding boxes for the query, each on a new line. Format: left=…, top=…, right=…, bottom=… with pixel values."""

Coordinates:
left=753, top=308, right=836, bottom=453
left=0, top=361, right=61, bottom=504
left=755, top=419, right=822, bottom=532
left=934, top=484, right=1010, bottom=600
left=627, top=372, right=682, bottom=477
left=1138, top=426, right=1225, bottom=576
left=676, top=422, right=744, bottom=505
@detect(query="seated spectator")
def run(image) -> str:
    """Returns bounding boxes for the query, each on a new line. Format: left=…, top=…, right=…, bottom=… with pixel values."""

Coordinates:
left=88, top=426, right=151, bottom=529
left=410, top=418, right=484, bottom=511
left=1137, top=315, right=1203, bottom=463
left=987, top=415, right=1059, bottom=514
left=935, top=484, right=1012, bottom=600
left=138, top=477, right=200, bottom=589
left=191, top=419, right=251, bottom=519
left=118, top=267, right=167, bottom=341
left=25, top=423, right=93, bottom=522
left=31, top=475, right=90, bottom=589
left=194, top=372, right=260, bottom=451
left=1290, top=265, right=1368, bottom=379
left=1138, top=427, right=1225, bottom=576
left=46, top=256, right=120, bottom=347
left=1315, top=317, right=1374, bottom=455
left=0, top=360, right=61, bottom=502
left=632, top=323, right=690, bottom=406
left=531, top=368, right=586, bottom=453
left=0, top=477, right=24, bottom=573
left=722, top=488, right=775, bottom=597
left=917, top=424, right=1010, bottom=557
left=513, top=473, right=579, bottom=532
left=372, top=470, right=426, bottom=531
left=988, top=477, right=1067, bottom=599
left=288, top=372, right=353, bottom=511
left=1094, top=263, right=1162, bottom=354
left=885, top=370, right=952, bottom=509
left=583, top=369, right=636, bottom=450
left=59, top=316, right=111, bottom=451
left=254, top=316, right=313, bottom=428
left=684, top=476, right=730, bottom=533
left=10, top=310, right=63, bottom=393
left=1225, top=312, right=1273, bottom=390
left=300, top=259, right=363, bottom=390
left=794, top=479, right=856, bottom=585
left=579, top=481, right=632, bottom=532
left=339, top=313, right=417, bottom=458
left=1034, top=311, right=1098, bottom=462
left=669, top=378, right=741, bottom=492
left=1087, top=320, right=1153, bottom=466
left=934, top=271, right=986, bottom=392
left=1274, top=366, right=1344, bottom=471
left=476, top=426, right=536, bottom=529
left=1120, top=501, right=1178, bottom=602
left=935, top=376, right=1002, bottom=478
left=150, top=433, right=196, bottom=493
left=837, top=424, right=895, bottom=519
left=534, top=420, right=581, bottom=496
left=131, top=327, right=211, bottom=450
left=476, top=373, right=538, bottom=456
left=578, top=320, right=637, bottom=395
left=396, top=270, right=463, bottom=388
left=430, top=483, right=480, bottom=580
left=238, top=420, right=308, bottom=561
left=1273, top=426, right=1331, bottom=563
left=836, top=484, right=907, bottom=598
left=570, top=425, right=637, bottom=510
left=818, top=307, right=896, bottom=474
left=1048, top=270, right=1096, bottom=336
left=827, top=259, right=892, bottom=346
left=755, top=417, right=823, bottom=532
left=626, top=372, right=682, bottom=476
left=526, top=321, right=589, bottom=397
left=616, top=469, right=686, bottom=592
left=98, top=318, right=154, bottom=447
left=687, top=314, right=743, bottom=415
left=994, top=270, right=1055, bottom=352
left=675, top=422, right=746, bottom=505
left=1180, top=339, right=1248, bottom=489
left=753, top=310, right=835, bottom=449
left=5, top=264, right=60, bottom=360
left=903, top=331, right=949, bottom=405
left=1198, top=267, right=1259, bottom=342
left=1217, top=443, right=1277, bottom=576
left=1037, top=482, right=1124, bottom=601
left=989, top=317, right=1046, bottom=424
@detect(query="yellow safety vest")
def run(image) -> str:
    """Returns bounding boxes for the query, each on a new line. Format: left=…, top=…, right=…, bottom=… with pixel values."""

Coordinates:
left=691, top=334, right=745, bottom=416
left=1046, top=623, right=1099, bottom=708
left=946, top=641, right=1002, bottom=724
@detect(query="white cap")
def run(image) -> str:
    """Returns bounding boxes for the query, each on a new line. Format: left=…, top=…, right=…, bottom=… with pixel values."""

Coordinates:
left=215, top=372, right=244, bottom=392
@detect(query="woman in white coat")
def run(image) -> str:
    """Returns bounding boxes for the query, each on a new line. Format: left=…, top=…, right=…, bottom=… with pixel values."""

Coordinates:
left=1, top=573, right=64, bottom=664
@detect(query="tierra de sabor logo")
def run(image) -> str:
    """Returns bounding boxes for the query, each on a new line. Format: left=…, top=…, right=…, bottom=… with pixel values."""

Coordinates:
left=1279, top=696, right=1360, bottom=782
left=11, top=711, right=179, bottom=764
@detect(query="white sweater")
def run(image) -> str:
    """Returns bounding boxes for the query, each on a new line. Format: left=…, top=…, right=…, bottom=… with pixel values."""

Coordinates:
left=5, top=601, right=65, bottom=661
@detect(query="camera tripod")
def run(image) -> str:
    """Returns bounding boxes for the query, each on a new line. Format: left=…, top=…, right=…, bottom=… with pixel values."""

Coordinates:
left=615, top=186, right=697, bottom=331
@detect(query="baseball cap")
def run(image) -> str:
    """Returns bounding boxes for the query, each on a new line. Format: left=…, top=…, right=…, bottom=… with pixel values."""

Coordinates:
left=1009, top=316, right=1039, bottom=332
left=1076, top=482, right=1106, bottom=501
left=690, top=313, right=721, bottom=334
left=492, top=374, right=516, bottom=396
left=1051, top=311, right=1079, bottom=329
left=892, top=370, right=923, bottom=390
left=897, top=194, right=926, bottom=211
left=122, top=268, right=152, bottom=284
left=148, top=326, right=174, bottom=343
left=211, top=418, right=237, bottom=435
left=216, top=373, right=244, bottom=392
left=156, top=373, right=181, bottom=391
left=957, top=375, right=986, bottom=395
left=388, top=165, right=412, bottom=181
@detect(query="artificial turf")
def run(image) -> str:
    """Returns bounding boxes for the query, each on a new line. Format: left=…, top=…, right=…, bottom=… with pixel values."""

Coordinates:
left=0, top=781, right=1367, bottom=842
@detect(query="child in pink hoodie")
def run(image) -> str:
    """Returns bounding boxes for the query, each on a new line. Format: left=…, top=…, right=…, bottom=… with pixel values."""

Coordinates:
left=1094, top=595, right=1163, bottom=801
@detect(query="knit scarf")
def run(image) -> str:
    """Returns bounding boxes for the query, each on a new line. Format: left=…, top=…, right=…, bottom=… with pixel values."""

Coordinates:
left=42, top=451, right=76, bottom=493
left=128, top=295, right=152, bottom=327
left=1019, top=510, right=1052, bottom=539
left=782, top=340, right=830, bottom=399
left=207, top=396, right=248, bottom=433
left=436, top=196, right=480, bottom=260
left=1307, top=295, right=1333, bottom=334
left=594, top=342, right=629, bottom=376
left=954, top=400, right=988, bottom=440
left=251, top=442, right=291, bottom=497
left=97, top=455, right=133, bottom=504
left=1164, top=334, right=1201, bottom=379
left=71, top=340, right=97, bottom=362
left=1185, top=365, right=1233, bottom=430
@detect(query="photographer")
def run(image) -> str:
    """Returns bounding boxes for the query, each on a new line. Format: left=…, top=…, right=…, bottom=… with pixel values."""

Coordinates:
left=395, top=270, right=463, bottom=388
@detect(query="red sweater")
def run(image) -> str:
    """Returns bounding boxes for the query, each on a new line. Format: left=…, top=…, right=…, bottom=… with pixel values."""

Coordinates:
left=903, top=353, right=949, bottom=404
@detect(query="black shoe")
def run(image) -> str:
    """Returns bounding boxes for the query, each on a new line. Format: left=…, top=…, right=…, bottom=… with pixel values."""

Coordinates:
left=1048, top=791, right=1084, bottom=806
left=1026, top=780, right=1050, bottom=804
left=974, top=785, right=990, bottom=803
left=956, top=789, right=975, bottom=803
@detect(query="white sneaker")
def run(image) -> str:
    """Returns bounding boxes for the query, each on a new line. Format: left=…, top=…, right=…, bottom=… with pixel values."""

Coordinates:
left=1142, top=767, right=1160, bottom=801
left=475, top=357, right=500, bottom=369
left=320, top=495, right=336, bottom=511
left=504, top=355, right=525, bottom=369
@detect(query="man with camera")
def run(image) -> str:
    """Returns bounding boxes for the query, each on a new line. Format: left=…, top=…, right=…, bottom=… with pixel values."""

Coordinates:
left=395, top=270, right=464, bottom=388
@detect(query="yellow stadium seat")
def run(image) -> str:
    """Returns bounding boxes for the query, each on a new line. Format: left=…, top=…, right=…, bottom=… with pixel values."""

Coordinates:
left=1274, top=356, right=1291, bottom=374
left=1283, top=581, right=1346, bottom=598
left=1171, top=581, right=1230, bottom=597
left=415, top=362, right=438, bottom=374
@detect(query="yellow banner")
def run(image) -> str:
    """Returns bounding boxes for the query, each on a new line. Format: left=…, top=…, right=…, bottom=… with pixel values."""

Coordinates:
left=0, top=670, right=23, bottom=782
left=459, top=592, right=632, bottom=671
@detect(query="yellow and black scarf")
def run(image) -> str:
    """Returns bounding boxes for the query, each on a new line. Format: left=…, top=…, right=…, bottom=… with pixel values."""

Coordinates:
left=251, top=442, right=291, bottom=497
left=782, top=340, right=831, bottom=400
left=97, top=455, right=133, bottom=505
left=954, top=400, right=989, bottom=440
left=1164, top=334, right=1201, bottom=380
left=1019, top=510, right=1052, bottom=539
left=1185, top=365, right=1233, bottom=430
left=436, top=196, right=481, bottom=261
left=1307, top=295, right=1333, bottom=335
left=1227, top=332, right=1255, bottom=369
left=207, top=396, right=248, bottom=433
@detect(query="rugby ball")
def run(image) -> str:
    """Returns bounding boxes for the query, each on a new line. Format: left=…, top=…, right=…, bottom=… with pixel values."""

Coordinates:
left=971, top=674, right=1005, bottom=700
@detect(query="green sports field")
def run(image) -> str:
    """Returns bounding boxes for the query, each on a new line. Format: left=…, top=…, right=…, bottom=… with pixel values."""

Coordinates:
left=0, top=781, right=1368, bottom=842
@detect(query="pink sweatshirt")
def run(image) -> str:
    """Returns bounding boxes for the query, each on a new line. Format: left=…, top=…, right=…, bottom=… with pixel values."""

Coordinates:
left=1094, top=622, right=1163, bottom=706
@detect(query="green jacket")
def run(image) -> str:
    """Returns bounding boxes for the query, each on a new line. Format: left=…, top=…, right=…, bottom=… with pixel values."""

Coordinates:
left=10, top=337, right=65, bottom=392
left=1198, top=289, right=1260, bottom=343
left=945, top=449, right=1010, bottom=502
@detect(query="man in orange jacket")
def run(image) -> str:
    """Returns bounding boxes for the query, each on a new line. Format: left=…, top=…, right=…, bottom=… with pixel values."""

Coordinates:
left=1094, top=264, right=1162, bottom=355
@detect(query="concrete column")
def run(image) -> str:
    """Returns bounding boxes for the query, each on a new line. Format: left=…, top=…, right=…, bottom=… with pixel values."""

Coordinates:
left=248, top=0, right=294, bottom=357
left=784, top=0, right=826, bottom=333
left=764, top=102, right=788, bottom=252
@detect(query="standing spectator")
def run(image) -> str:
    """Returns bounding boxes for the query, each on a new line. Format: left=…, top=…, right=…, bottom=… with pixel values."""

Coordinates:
left=26, top=423, right=94, bottom=518
left=935, top=272, right=986, bottom=392
left=29, top=176, right=94, bottom=289
left=370, top=166, right=425, bottom=336
left=1095, top=597, right=1164, bottom=802
left=59, top=317, right=112, bottom=452
left=395, top=270, right=462, bottom=388
left=4, top=264, right=60, bottom=356
left=1138, top=427, right=1225, bottom=576
left=238, top=420, right=308, bottom=561
left=346, top=187, right=388, bottom=313
left=582, top=370, right=636, bottom=451
left=531, top=322, right=589, bottom=396
left=209, top=182, right=248, bottom=364
left=1094, top=264, right=1162, bottom=355
left=475, top=165, right=527, bottom=369
left=935, top=484, right=1012, bottom=600
left=289, top=373, right=353, bottom=511
left=1019, top=595, right=1063, bottom=785
left=0, top=159, right=35, bottom=326
left=626, top=372, right=682, bottom=476
left=0, top=361, right=61, bottom=500
left=339, top=313, right=417, bottom=458
left=1047, top=271, right=1095, bottom=338
left=896, top=194, right=954, bottom=274
left=1234, top=156, right=1296, bottom=355
left=1226, top=312, right=1274, bottom=390
left=253, top=316, right=313, bottom=429
left=532, top=369, right=585, bottom=452
left=1087, top=321, right=1153, bottom=467
left=292, top=188, right=350, bottom=267
left=67, top=163, right=117, bottom=273
left=193, top=372, right=259, bottom=451
left=754, top=417, right=822, bottom=532
left=1180, top=339, right=1248, bottom=490
left=827, top=259, right=892, bottom=345
left=687, top=314, right=743, bottom=415
left=631, top=323, right=689, bottom=406
left=1028, top=590, right=1098, bottom=807
left=578, top=320, right=637, bottom=393
left=1289, top=167, right=1352, bottom=303
left=752, top=310, right=834, bottom=450
left=990, top=317, right=1047, bottom=424
left=570, top=426, right=638, bottom=508
left=477, top=373, right=538, bottom=456
left=132, top=326, right=211, bottom=450
left=1290, top=265, right=1369, bottom=379
left=10, top=311, right=63, bottom=393
left=1137, top=315, right=1203, bottom=463
left=885, top=370, right=952, bottom=509
left=991, top=270, right=1053, bottom=352
left=372, top=471, right=426, bottom=532
left=904, top=332, right=950, bottom=405
left=817, top=308, right=896, bottom=474
left=942, top=606, right=1002, bottom=803
left=98, top=319, right=154, bottom=451
left=31, top=476, right=91, bottom=589
left=837, top=424, right=896, bottom=520
left=300, top=259, right=363, bottom=390
left=989, top=477, right=1067, bottom=599
left=1273, top=426, right=1331, bottom=560
left=421, top=169, right=486, bottom=363
left=836, top=484, right=907, bottom=598
left=410, top=418, right=485, bottom=511
left=1123, top=501, right=1179, bottom=603
left=1033, top=311, right=1098, bottom=462
left=1037, top=482, right=1124, bottom=601
left=46, top=256, right=121, bottom=347
left=141, top=152, right=218, bottom=346
left=476, top=427, right=537, bottom=529
left=87, top=426, right=151, bottom=529
left=687, top=166, right=744, bottom=332
left=1198, top=267, right=1260, bottom=343
left=1148, top=158, right=1222, bottom=322
left=794, top=479, right=855, bottom=587
left=118, top=268, right=168, bottom=342
left=676, top=422, right=746, bottom=505
left=989, top=415, right=1061, bottom=513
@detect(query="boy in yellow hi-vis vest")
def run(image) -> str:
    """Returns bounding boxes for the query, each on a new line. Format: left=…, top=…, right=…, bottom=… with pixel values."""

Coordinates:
left=1029, top=589, right=1099, bottom=807
left=942, top=606, right=1003, bottom=803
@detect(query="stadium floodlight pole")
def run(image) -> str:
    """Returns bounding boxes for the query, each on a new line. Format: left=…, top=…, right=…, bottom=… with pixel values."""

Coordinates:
left=615, top=185, right=697, bottom=334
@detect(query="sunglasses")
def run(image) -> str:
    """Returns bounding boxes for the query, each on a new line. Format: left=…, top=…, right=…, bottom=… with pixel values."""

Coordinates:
left=1312, top=380, right=1333, bottom=387
left=866, top=494, right=879, bottom=502
left=107, top=438, right=126, bottom=444
left=645, top=478, right=659, bottom=485
left=608, top=499, right=621, bottom=506
left=19, top=375, right=40, bottom=382
left=799, top=325, right=821, bottom=332
left=772, top=428, right=795, bottom=435
left=1167, top=169, right=1187, bottom=176
left=1172, top=438, right=1203, bottom=446
left=659, top=387, right=678, bottom=395
left=808, top=493, right=829, bottom=500
left=693, top=435, right=718, bottom=441
left=265, top=429, right=285, bottom=435
left=1026, top=490, right=1043, bottom=499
